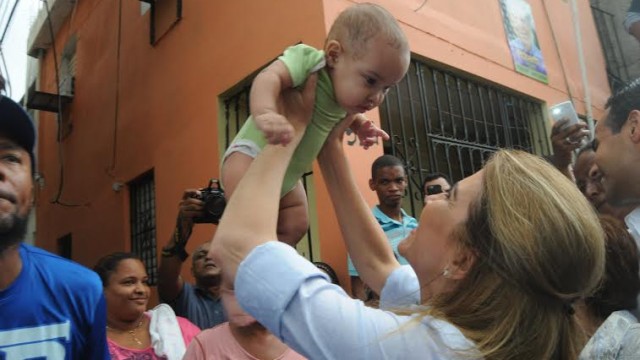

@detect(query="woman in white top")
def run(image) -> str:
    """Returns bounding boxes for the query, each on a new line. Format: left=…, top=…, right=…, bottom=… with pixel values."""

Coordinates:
left=210, top=74, right=606, bottom=359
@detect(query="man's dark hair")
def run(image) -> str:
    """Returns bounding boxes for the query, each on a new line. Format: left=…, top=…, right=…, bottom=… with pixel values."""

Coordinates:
left=0, top=96, right=37, bottom=173
left=604, top=78, right=640, bottom=133
left=0, top=73, right=5, bottom=93
left=423, top=172, right=450, bottom=188
left=93, top=252, right=142, bottom=287
left=576, top=140, right=595, bottom=159
left=371, top=154, right=404, bottom=179
left=585, top=216, right=640, bottom=319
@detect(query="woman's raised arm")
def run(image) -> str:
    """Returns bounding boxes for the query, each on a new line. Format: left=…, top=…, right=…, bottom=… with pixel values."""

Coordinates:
left=317, top=119, right=401, bottom=295
left=210, top=74, right=317, bottom=286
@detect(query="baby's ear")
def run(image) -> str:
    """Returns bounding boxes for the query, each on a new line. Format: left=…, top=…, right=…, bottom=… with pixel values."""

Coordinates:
left=325, top=40, right=343, bottom=67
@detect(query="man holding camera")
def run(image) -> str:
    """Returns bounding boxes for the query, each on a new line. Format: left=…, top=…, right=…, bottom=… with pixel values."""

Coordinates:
left=348, top=155, right=418, bottom=301
left=422, top=172, right=451, bottom=205
left=158, top=187, right=227, bottom=329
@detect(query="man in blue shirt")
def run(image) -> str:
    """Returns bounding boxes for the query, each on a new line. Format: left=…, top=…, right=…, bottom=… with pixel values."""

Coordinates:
left=158, top=190, right=227, bottom=329
left=348, top=155, right=418, bottom=301
left=0, top=95, right=109, bottom=359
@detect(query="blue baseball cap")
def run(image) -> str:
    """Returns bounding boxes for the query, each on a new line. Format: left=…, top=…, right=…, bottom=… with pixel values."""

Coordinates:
left=0, top=96, right=36, bottom=172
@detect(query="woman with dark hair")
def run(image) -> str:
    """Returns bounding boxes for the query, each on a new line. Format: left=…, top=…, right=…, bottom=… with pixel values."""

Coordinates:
left=578, top=215, right=640, bottom=359
left=94, top=252, right=200, bottom=360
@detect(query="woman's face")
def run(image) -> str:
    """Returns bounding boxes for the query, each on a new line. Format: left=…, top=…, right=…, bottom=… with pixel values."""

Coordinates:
left=104, top=258, right=150, bottom=321
left=398, top=170, right=483, bottom=300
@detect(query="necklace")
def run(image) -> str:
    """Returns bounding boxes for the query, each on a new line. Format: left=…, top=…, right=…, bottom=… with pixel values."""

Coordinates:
left=106, top=316, right=145, bottom=345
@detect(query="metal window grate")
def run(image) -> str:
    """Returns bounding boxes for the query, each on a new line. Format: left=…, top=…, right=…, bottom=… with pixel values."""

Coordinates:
left=380, top=60, right=550, bottom=217
left=590, top=5, right=630, bottom=91
left=129, top=171, right=158, bottom=286
left=60, top=37, right=77, bottom=97
left=223, top=86, right=251, bottom=150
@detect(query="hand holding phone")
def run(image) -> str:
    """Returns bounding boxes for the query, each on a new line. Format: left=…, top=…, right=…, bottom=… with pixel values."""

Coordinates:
left=549, top=101, right=580, bottom=130
left=549, top=101, right=588, bottom=150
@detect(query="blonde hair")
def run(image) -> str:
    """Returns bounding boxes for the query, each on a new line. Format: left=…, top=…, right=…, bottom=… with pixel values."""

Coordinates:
left=422, top=150, right=605, bottom=359
left=326, top=3, right=409, bottom=58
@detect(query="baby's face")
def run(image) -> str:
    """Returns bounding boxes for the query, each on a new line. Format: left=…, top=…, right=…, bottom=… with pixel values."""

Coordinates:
left=328, top=34, right=409, bottom=115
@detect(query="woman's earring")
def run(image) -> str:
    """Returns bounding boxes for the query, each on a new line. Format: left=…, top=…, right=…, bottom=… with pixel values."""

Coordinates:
left=442, top=268, right=451, bottom=278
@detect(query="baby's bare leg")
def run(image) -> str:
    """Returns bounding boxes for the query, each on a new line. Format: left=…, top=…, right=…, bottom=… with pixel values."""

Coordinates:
left=221, top=152, right=254, bottom=202
left=223, top=154, right=308, bottom=246
left=277, top=180, right=309, bottom=247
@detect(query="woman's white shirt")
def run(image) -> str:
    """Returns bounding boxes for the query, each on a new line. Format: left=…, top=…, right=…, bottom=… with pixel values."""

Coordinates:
left=579, top=310, right=640, bottom=359
left=235, top=241, right=478, bottom=360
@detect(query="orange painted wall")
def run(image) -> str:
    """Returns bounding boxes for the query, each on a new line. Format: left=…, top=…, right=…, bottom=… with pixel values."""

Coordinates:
left=35, top=0, right=610, bottom=293
left=35, top=0, right=328, bottom=276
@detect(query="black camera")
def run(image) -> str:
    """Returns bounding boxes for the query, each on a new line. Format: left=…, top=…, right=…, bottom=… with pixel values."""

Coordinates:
left=193, top=179, right=226, bottom=224
left=425, top=184, right=443, bottom=196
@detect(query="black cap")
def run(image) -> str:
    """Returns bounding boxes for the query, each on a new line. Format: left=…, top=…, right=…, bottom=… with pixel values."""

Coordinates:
left=0, top=96, right=36, bottom=172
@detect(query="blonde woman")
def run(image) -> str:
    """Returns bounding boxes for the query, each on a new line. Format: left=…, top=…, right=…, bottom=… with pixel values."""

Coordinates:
left=210, top=76, right=605, bottom=359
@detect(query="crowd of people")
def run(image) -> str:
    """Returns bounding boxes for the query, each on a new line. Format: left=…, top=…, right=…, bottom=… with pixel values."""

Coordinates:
left=1, top=2, right=640, bottom=360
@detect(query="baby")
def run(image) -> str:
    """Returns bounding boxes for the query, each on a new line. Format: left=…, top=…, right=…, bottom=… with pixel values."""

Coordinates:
left=222, top=3, right=410, bottom=246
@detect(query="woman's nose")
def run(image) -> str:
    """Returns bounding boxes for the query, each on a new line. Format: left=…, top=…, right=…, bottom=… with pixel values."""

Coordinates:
left=134, top=282, right=145, bottom=293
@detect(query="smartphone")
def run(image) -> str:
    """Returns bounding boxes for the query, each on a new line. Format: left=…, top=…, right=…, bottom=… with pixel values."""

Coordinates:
left=550, top=101, right=588, bottom=146
left=426, top=185, right=443, bottom=196
left=549, top=101, right=580, bottom=129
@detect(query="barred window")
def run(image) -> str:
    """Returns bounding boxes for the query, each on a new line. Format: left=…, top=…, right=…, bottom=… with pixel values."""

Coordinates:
left=590, top=5, right=630, bottom=91
left=60, top=39, right=76, bottom=97
left=380, top=60, right=551, bottom=217
left=223, top=85, right=251, bottom=150
left=129, top=171, right=158, bottom=285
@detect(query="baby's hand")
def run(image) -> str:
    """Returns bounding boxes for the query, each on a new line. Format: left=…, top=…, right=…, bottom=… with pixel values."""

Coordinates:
left=254, top=112, right=295, bottom=145
left=354, top=118, right=389, bottom=150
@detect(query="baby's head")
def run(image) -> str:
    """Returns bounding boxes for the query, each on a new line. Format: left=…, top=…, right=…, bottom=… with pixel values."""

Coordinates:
left=325, top=3, right=410, bottom=115
left=326, top=3, right=408, bottom=59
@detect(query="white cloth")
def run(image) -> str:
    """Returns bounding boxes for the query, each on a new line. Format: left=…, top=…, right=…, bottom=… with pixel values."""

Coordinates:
left=624, top=207, right=640, bottom=320
left=379, top=265, right=421, bottom=309
left=148, top=304, right=187, bottom=360
left=625, top=207, right=640, bottom=247
left=579, top=310, right=640, bottom=359
left=235, top=241, right=478, bottom=360
left=624, top=12, right=640, bottom=33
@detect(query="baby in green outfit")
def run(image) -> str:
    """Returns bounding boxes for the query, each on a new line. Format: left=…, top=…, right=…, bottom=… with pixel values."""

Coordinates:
left=222, top=3, right=410, bottom=246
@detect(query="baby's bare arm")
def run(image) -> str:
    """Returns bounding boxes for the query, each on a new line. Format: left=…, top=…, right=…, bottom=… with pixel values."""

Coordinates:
left=250, top=60, right=296, bottom=145
left=348, top=114, right=390, bottom=150
left=347, top=114, right=366, bottom=130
